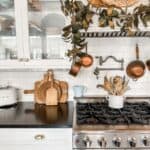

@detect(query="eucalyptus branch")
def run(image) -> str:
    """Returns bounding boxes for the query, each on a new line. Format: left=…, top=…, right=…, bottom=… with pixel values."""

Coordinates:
left=60, top=0, right=150, bottom=59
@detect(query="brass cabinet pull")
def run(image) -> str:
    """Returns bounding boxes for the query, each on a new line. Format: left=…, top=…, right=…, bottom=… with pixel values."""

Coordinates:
left=34, top=134, right=45, bottom=140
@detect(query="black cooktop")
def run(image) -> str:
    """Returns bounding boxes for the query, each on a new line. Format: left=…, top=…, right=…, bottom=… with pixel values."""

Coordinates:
left=76, top=102, right=150, bottom=125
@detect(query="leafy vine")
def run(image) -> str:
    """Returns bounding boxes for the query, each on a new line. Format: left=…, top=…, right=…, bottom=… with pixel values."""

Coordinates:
left=60, top=0, right=150, bottom=62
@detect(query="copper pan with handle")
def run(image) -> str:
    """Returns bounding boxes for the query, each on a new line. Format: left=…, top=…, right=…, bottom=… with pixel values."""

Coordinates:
left=126, top=44, right=145, bottom=81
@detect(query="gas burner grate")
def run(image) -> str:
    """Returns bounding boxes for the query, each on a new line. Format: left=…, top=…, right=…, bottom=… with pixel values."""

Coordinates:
left=76, top=102, right=150, bottom=125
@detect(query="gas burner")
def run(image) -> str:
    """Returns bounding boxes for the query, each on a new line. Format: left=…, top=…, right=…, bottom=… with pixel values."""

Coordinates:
left=77, top=102, right=150, bottom=125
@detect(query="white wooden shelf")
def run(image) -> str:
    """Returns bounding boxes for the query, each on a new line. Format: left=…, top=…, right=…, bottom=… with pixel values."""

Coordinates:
left=0, top=59, right=71, bottom=70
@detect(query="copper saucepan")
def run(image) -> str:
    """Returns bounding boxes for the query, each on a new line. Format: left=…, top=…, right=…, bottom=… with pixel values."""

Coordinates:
left=126, top=44, right=145, bottom=80
left=69, top=61, right=81, bottom=77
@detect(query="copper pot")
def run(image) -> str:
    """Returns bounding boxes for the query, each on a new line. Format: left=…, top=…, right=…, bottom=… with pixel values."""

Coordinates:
left=69, top=62, right=81, bottom=76
left=77, top=53, right=93, bottom=68
left=80, top=54, right=93, bottom=67
left=126, top=44, right=145, bottom=80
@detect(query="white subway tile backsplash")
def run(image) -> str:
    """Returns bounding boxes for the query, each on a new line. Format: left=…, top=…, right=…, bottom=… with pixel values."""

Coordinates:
left=0, top=37, right=149, bottom=101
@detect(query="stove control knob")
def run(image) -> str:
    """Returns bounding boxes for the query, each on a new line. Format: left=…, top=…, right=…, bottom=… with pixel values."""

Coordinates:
left=98, top=137, right=107, bottom=148
left=83, top=136, right=92, bottom=148
left=113, top=137, right=121, bottom=147
left=143, top=136, right=150, bottom=146
left=128, top=137, right=136, bottom=148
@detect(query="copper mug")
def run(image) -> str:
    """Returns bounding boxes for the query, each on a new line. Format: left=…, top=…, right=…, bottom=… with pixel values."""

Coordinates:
left=69, top=62, right=81, bottom=76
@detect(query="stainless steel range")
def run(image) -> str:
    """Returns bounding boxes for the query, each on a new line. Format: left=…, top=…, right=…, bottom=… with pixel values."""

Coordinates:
left=73, top=97, right=150, bottom=149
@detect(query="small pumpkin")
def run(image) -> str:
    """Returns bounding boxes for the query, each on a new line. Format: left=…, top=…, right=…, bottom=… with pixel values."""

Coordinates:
left=88, top=0, right=104, bottom=8
left=101, top=0, right=138, bottom=7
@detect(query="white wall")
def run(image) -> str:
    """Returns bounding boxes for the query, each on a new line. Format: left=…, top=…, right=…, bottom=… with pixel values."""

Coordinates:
left=0, top=37, right=149, bottom=102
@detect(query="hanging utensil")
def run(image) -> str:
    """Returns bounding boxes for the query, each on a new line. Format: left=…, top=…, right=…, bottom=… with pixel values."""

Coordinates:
left=126, top=44, right=145, bottom=80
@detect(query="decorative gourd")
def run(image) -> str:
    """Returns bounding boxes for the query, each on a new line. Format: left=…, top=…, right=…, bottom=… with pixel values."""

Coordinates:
left=88, top=0, right=104, bottom=8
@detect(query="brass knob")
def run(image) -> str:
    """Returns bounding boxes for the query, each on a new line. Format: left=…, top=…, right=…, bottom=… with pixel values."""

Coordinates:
left=143, top=136, right=150, bottom=146
left=34, top=134, right=45, bottom=140
left=128, top=137, right=136, bottom=148
left=113, top=137, right=121, bottom=147
left=83, top=136, right=92, bottom=148
left=98, top=137, right=107, bottom=148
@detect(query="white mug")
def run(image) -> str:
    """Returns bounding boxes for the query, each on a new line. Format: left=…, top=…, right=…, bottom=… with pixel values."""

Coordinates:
left=73, top=85, right=87, bottom=97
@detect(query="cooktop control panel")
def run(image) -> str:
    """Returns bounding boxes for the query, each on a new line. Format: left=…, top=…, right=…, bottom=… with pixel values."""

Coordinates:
left=73, top=132, right=150, bottom=149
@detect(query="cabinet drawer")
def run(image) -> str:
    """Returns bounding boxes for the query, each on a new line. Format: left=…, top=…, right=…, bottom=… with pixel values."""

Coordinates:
left=0, top=129, right=72, bottom=146
left=0, top=144, right=70, bottom=150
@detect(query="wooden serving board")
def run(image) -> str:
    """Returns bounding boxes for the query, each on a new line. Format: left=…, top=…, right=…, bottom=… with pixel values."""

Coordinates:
left=59, top=81, right=68, bottom=103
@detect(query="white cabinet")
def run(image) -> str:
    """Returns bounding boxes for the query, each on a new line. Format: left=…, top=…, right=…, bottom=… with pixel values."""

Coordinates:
left=0, top=128, right=72, bottom=150
left=1, top=145, right=70, bottom=150
left=0, top=0, right=70, bottom=70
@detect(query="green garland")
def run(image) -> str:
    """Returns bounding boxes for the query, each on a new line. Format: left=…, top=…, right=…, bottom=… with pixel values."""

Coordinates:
left=60, top=0, right=150, bottom=60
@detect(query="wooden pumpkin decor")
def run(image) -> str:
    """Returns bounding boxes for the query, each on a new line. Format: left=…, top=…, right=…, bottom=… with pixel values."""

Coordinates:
left=88, top=0, right=104, bottom=8
left=101, top=0, right=138, bottom=7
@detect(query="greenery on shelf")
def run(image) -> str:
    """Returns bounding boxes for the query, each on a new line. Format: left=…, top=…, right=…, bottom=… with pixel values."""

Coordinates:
left=60, top=0, right=150, bottom=60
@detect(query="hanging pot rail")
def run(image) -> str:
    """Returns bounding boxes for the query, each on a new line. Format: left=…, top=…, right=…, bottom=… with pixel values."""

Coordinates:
left=94, top=56, right=124, bottom=79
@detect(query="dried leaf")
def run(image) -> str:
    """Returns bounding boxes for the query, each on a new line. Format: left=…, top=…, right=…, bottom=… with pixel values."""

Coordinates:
left=133, top=14, right=139, bottom=29
left=107, top=7, right=113, bottom=16
left=108, top=20, right=115, bottom=29
left=82, top=20, right=89, bottom=30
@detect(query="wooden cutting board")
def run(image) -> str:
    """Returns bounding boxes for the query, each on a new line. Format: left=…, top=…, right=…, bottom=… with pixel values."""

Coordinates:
left=24, top=70, right=68, bottom=105
left=45, top=78, right=58, bottom=106
left=24, top=73, right=49, bottom=104
left=59, top=81, right=68, bottom=103
left=37, top=79, right=61, bottom=103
